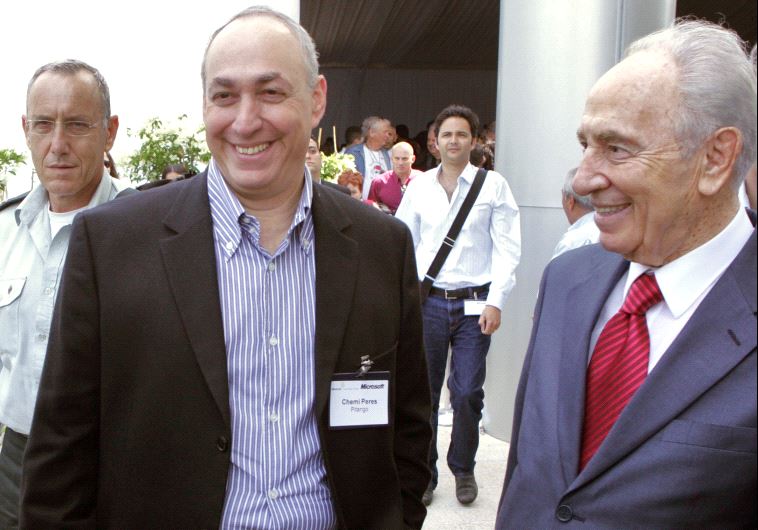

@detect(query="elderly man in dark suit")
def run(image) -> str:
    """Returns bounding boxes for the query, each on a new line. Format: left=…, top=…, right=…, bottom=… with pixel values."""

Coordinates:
left=497, top=20, right=756, bottom=528
left=20, top=6, right=431, bottom=529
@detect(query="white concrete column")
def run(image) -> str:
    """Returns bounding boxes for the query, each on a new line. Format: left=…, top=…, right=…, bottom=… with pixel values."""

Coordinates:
left=484, top=0, right=675, bottom=441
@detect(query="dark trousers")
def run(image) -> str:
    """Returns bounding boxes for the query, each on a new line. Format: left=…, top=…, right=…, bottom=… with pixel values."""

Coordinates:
left=422, top=294, right=491, bottom=488
left=0, top=427, right=27, bottom=529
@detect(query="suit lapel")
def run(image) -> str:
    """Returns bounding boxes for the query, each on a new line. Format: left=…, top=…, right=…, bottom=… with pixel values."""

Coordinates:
left=159, top=173, right=231, bottom=425
left=571, top=231, right=757, bottom=491
left=557, top=250, right=628, bottom=486
left=311, top=187, right=359, bottom=418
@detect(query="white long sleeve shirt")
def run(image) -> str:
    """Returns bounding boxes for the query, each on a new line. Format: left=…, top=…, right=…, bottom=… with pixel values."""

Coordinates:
left=396, top=163, right=521, bottom=310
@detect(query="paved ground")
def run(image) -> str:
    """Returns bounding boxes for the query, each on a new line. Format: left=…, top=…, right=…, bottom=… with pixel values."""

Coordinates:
left=423, top=416, right=510, bottom=529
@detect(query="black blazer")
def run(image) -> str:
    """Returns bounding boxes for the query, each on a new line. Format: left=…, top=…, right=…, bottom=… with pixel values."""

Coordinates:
left=20, top=171, right=432, bottom=529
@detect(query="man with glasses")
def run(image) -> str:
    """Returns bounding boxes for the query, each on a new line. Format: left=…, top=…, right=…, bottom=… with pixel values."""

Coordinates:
left=0, top=59, right=131, bottom=527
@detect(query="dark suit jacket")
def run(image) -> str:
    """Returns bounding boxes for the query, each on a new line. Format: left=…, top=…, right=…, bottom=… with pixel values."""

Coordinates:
left=20, top=171, right=432, bottom=529
left=497, top=220, right=757, bottom=528
left=321, top=179, right=351, bottom=194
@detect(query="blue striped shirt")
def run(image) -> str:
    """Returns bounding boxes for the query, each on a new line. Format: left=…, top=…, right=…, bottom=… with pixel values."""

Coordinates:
left=208, top=160, right=336, bottom=529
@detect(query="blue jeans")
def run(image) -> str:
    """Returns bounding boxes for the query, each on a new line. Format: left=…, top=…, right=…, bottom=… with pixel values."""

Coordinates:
left=423, top=294, right=491, bottom=488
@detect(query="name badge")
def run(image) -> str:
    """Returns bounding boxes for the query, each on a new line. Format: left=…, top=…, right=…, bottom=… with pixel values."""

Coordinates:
left=464, top=299, right=487, bottom=316
left=330, top=372, right=390, bottom=429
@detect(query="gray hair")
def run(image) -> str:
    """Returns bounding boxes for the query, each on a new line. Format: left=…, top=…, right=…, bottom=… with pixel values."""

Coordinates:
left=626, top=19, right=757, bottom=187
left=361, top=116, right=387, bottom=139
left=201, top=6, right=320, bottom=92
left=27, top=59, right=111, bottom=119
left=562, top=167, right=593, bottom=209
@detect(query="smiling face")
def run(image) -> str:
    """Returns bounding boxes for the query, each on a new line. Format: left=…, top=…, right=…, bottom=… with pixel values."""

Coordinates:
left=573, top=50, right=711, bottom=266
left=23, top=71, right=118, bottom=212
left=203, top=16, right=326, bottom=207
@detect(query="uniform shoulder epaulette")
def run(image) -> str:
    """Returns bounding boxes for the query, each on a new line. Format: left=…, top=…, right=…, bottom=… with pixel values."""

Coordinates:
left=0, top=191, right=29, bottom=212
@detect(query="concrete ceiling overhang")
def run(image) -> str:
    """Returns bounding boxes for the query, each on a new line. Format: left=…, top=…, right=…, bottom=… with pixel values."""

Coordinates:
left=302, top=0, right=756, bottom=71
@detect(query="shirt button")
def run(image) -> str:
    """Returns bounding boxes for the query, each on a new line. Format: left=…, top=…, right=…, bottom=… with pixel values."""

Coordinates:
left=44, top=287, right=53, bottom=296
left=268, top=489, right=279, bottom=500
left=555, top=504, right=574, bottom=523
left=37, top=334, right=47, bottom=342
left=267, top=262, right=276, bottom=272
left=269, top=412, right=280, bottom=423
left=269, top=336, right=279, bottom=346
left=225, top=241, right=234, bottom=251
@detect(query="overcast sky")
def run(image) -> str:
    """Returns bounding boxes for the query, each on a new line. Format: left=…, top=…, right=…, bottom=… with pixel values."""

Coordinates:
left=1, top=0, right=297, bottom=196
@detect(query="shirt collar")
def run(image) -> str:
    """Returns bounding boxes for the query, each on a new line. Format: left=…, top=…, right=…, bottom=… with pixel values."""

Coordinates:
left=207, top=158, right=314, bottom=258
left=16, top=172, right=111, bottom=227
left=626, top=208, right=753, bottom=318
left=435, top=162, right=477, bottom=185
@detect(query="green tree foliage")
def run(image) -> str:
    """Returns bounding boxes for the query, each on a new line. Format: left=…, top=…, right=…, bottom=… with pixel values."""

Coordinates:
left=121, top=115, right=210, bottom=183
left=320, top=152, right=356, bottom=183
left=0, top=148, right=27, bottom=199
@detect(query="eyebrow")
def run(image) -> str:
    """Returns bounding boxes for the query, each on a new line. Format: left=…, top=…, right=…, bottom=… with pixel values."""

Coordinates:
left=577, top=128, right=637, bottom=147
left=28, top=114, right=96, bottom=122
left=208, top=71, right=285, bottom=89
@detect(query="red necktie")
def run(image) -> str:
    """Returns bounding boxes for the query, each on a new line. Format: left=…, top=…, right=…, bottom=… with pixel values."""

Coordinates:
left=580, top=273, right=663, bottom=471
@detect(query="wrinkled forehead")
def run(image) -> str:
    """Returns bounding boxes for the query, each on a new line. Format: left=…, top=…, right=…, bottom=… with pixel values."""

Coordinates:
left=581, top=51, right=679, bottom=135
left=27, top=71, right=103, bottom=117
left=590, top=51, right=677, bottom=110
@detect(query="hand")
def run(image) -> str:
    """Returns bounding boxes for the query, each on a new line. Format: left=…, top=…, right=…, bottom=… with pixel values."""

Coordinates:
left=479, top=305, right=501, bottom=335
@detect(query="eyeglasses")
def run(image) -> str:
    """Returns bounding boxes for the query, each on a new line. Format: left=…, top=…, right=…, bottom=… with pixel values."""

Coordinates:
left=26, top=119, right=102, bottom=137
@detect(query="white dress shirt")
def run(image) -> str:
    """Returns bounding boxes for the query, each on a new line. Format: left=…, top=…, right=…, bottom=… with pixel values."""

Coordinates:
left=589, top=208, right=754, bottom=372
left=551, top=212, right=600, bottom=260
left=395, top=163, right=521, bottom=310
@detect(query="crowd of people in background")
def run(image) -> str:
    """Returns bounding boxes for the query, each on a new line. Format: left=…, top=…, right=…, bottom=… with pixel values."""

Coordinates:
left=0, top=5, right=756, bottom=530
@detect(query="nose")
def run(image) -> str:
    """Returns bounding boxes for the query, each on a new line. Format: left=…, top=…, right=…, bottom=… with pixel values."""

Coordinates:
left=49, top=123, right=70, bottom=156
left=573, top=148, right=608, bottom=196
left=232, top=96, right=263, bottom=136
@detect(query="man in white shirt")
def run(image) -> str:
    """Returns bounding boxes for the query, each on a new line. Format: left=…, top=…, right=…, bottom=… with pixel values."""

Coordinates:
left=497, top=20, right=756, bottom=528
left=551, top=167, right=600, bottom=259
left=343, top=116, right=393, bottom=199
left=0, top=59, right=130, bottom=527
left=396, top=104, right=521, bottom=507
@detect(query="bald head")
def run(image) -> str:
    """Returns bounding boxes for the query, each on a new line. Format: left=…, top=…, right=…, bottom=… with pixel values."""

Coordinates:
left=391, top=141, right=415, bottom=178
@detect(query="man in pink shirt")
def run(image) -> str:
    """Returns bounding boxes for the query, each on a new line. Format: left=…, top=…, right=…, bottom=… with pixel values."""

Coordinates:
left=368, top=142, right=422, bottom=214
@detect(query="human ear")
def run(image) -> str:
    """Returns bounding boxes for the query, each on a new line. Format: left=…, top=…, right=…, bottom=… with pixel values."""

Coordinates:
left=698, top=127, right=741, bottom=196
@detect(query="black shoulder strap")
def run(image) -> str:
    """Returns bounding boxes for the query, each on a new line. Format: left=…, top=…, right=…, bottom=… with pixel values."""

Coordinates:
left=420, top=168, right=487, bottom=301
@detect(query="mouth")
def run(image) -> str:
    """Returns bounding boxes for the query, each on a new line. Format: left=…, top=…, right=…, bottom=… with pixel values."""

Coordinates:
left=235, top=143, right=270, bottom=156
left=595, top=204, right=630, bottom=215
